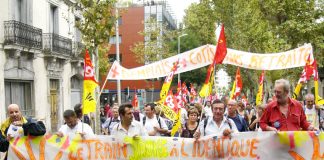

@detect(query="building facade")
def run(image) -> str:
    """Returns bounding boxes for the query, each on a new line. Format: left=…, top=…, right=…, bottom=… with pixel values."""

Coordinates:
left=0, top=0, right=84, bottom=132
left=101, top=1, right=177, bottom=107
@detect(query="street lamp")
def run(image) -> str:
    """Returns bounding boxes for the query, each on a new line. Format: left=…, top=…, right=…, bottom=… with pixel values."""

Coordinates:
left=178, top=33, right=188, bottom=82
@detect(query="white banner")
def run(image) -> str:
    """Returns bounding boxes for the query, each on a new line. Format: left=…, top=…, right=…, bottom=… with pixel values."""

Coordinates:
left=107, top=44, right=313, bottom=80
left=8, top=131, right=324, bottom=160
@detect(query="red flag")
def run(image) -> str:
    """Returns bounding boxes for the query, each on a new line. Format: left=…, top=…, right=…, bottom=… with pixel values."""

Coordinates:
left=305, top=54, right=315, bottom=80
left=214, top=24, right=227, bottom=64
left=132, top=89, right=138, bottom=108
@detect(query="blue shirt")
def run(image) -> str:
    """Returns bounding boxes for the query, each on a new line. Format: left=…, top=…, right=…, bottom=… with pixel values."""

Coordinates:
left=228, top=115, right=248, bottom=132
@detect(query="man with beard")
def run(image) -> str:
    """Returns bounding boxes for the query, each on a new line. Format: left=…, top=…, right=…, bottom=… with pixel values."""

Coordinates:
left=260, top=79, right=317, bottom=131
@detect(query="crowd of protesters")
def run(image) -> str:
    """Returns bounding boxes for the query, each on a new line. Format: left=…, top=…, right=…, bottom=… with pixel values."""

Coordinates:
left=1, top=78, right=323, bottom=159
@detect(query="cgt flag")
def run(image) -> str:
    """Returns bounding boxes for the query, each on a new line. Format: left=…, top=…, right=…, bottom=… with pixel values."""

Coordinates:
left=199, top=24, right=227, bottom=97
left=82, top=50, right=98, bottom=115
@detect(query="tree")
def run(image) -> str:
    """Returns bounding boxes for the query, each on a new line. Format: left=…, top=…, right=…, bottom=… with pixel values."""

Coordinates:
left=72, top=0, right=117, bottom=76
left=183, top=0, right=324, bottom=99
left=70, top=0, right=117, bottom=134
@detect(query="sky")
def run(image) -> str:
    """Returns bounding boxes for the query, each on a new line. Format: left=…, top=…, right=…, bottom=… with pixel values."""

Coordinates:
left=167, top=0, right=199, bottom=22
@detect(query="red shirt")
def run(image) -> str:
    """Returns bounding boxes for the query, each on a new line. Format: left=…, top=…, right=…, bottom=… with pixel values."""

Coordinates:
left=260, top=98, right=310, bottom=131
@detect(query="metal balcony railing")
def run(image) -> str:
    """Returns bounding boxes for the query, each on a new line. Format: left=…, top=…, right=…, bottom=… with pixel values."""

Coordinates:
left=4, top=20, right=42, bottom=49
left=72, top=41, right=85, bottom=57
left=43, top=33, right=72, bottom=56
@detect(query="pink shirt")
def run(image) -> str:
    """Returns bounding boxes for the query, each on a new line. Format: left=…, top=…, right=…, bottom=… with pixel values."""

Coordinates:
left=260, top=98, right=310, bottom=131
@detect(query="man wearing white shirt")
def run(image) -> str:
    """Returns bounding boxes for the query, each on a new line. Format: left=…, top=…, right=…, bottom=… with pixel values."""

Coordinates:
left=143, top=103, right=168, bottom=136
left=56, top=110, right=94, bottom=139
left=203, top=101, right=213, bottom=118
left=111, top=104, right=148, bottom=137
left=304, top=93, right=321, bottom=129
left=102, top=106, right=120, bottom=135
left=194, top=99, right=238, bottom=138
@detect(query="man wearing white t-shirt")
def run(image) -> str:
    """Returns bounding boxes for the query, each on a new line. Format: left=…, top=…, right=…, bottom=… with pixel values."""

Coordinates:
left=57, top=110, right=94, bottom=139
left=304, top=94, right=320, bottom=129
left=143, top=103, right=168, bottom=136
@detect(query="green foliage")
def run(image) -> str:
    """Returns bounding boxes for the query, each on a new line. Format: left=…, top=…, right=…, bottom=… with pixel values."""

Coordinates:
left=71, top=0, right=116, bottom=77
left=74, top=0, right=116, bottom=48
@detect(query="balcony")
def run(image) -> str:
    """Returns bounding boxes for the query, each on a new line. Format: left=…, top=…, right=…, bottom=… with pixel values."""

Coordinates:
left=72, top=41, right=85, bottom=58
left=4, top=20, right=42, bottom=49
left=43, top=33, right=72, bottom=57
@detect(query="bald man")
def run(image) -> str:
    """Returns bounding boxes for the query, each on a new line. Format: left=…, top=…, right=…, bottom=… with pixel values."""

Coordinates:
left=0, top=104, right=46, bottom=159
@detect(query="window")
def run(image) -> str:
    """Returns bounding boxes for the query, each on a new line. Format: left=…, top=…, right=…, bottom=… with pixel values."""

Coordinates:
left=5, top=80, right=34, bottom=117
left=108, top=54, right=122, bottom=63
left=75, top=17, right=81, bottom=42
left=14, top=0, right=29, bottom=23
left=50, top=5, right=58, bottom=33
left=109, top=35, right=122, bottom=44
left=118, top=17, right=122, bottom=25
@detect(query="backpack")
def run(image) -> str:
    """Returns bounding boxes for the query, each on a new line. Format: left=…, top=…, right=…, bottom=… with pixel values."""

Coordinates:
left=203, top=117, right=232, bottom=136
left=133, top=111, right=140, bottom=121
left=143, top=116, right=162, bottom=128
left=106, top=117, right=120, bottom=133
left=22, top=118, right=46, bottom=136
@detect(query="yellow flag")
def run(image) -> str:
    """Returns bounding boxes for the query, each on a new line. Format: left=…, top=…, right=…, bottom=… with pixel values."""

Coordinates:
left=171, top=110, right=181, bottom=137
left=256, top=83, right=263, bottom=105
left=256, top=71, right=265, bottom=105
left=314, top=80, right=324, bottom=106
left=82, top=80, right=98, bottom=114
left=292, top=83, right=303, bottom=100
left=230, top=81, right=236, bottom=100
left=199, top=83, right=210, bottom=97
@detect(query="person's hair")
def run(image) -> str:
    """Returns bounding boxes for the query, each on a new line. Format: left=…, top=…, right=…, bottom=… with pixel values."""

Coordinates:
left=63, top=109, right=77, bottom=119
left=212, top=99, right=224, bottom=105
left=118, top=103, right=133, bottom=116
left=305, top=93, right=314, bottom=100
left=188, top=108, right=199, bottom=116
left=145, top=103, right=156, bottom=110
left=275, top=79, right=290, bottom=92
left=212, top=99, right=226, bottom=109
left=193, top=103, right=202, bottom=115
left=237, top=101, right=245, bottom=108
left=73, top=103, right=82, bottom=118
left=256, top=104, right=266, bottom=110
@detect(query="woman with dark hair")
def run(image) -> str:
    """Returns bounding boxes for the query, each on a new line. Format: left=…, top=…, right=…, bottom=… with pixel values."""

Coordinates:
left=181, top=108, right=199, bottom=138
